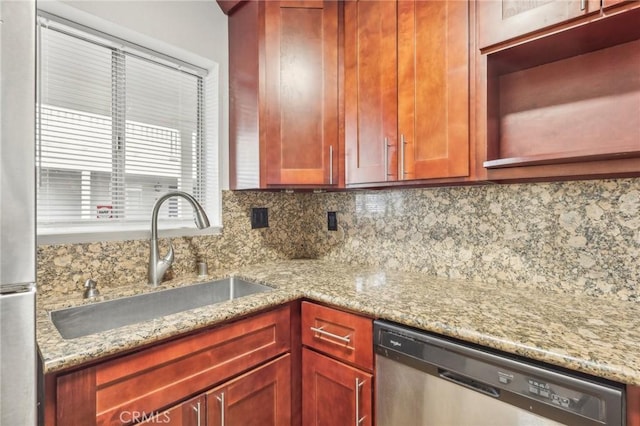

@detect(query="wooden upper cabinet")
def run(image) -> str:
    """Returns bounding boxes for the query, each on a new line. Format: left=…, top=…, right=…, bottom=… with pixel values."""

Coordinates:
left=479, top=2, right=640, bottom=181
left=228, top=0, right=340, bottom=189
left=345, top=0, right=398, bottom=184
left=345, top=0, right=470, bottom=186
left=397, top=0, right=469, bottom=180
left=477, top=0, right=600, bottom=49
left=265, top=1, right=339, bottom=186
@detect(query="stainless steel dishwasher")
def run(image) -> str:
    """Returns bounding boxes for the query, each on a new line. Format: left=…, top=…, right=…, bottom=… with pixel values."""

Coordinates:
left=374, top=320, right=625, bottom=426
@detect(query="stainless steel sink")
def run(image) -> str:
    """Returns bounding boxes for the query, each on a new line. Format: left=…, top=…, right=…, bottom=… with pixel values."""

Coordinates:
left=50, top=277, right=272, bottom=339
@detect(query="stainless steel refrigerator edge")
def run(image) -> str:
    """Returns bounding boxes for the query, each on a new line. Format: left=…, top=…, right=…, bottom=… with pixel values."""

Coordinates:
left=0, top=0, right=37, bottom=425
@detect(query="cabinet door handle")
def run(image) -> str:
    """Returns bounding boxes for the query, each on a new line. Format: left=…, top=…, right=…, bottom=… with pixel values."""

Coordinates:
left=216, top=392, right=225, bottom=426
left=580, top=0, right=586, bottom=10
left=384, top=137, right=390, bottom=181
left=355, top=378, right=366, bottom=425
left=192, top=401, right=202, bottom=426
left=310, top=326, right=351, bottom=345
left=400, top=134, right=407, bottom=179
left=329, top=145, right=334, bottom=185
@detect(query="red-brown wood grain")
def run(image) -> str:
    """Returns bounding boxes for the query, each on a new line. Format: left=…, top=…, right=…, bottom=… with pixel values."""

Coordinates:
left=479, top=2, right=640, bottom=182
left=494, top=39, right=640, bottom=166
left=478, top=0, right=600, bottom=49
left=229, top=0, right=341, bottom=189
left=49, top=306, right=291, bottom=426
left=264, top=1, right=339, bottom=186
left=206, top=354, right=291, bottom=426
left=346, top=0, right=471, bottom=185
left=138, top=395, right=206, bottom=426
left=301, top=301, right=373, bottom=372
left=302, top=348, right=372, bottom=426
left=344, top=0, right=398, bottom=185
left=289, top=300, right=303, bottom=426
left=228, top=0, right=263, bottom=189
left=56, top=367, right=96, bottom=426
left=44, top=374, right=57, bottom=426
left=398, top=0, right=470, bottom=181
left=628, top=385, right=640, bottom=426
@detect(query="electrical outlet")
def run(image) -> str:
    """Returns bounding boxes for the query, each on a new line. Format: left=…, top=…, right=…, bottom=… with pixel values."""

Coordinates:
left=251, top=207, right=269, bottom=229
left=327, top=211, right=338, bottom=231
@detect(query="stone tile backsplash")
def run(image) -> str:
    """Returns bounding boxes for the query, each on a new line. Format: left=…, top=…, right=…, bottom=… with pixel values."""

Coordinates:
left=38, top=178, right=640, bottom=301
left=303, top=179, right=640, bottom=300
left=37, top=191, right=308, bottom=297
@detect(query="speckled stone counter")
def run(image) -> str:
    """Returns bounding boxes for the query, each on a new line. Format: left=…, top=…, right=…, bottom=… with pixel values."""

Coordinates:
left=37, top=260, right=640, bottom=387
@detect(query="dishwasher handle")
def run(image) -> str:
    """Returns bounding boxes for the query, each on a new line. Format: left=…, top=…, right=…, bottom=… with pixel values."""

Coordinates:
left=439, top=369, right=500, bottom=399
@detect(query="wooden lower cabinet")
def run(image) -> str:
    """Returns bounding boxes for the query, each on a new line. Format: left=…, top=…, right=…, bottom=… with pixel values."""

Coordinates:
left=138, top=354, right=291, bottom=426
left=302, top=348, right=372, bottom=426
left=206, top=354, right=291, bottom=426
left=139, top=354, right=291, bottom=426
left=47, top=306, right=291, bottom=426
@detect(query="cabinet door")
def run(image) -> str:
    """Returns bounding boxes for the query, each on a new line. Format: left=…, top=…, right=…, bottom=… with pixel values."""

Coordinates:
left=397, top=0, right=469, bottom=180
left=137, top=395, right=205, bottom=426
left=264, top=1, right=339, bottom=186
left=345, top=0, right=398, bottom=184
left=478, top=0, right=600, bottom=49
left=206, top=354, right=291, bottom=426
left=302, top=348, right=372, bottom=426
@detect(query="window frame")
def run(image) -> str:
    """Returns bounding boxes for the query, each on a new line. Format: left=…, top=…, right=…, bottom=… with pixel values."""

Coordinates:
left=36, top=11, right=222, bottom=245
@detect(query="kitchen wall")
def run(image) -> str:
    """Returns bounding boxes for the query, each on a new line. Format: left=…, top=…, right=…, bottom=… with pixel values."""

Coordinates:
left=37, top=191, right=307, bottom=297
left=302, top=178, right=640, bottom=301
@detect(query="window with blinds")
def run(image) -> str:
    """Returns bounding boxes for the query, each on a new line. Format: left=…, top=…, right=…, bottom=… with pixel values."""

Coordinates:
left=36, top=14, right=219, bottom=237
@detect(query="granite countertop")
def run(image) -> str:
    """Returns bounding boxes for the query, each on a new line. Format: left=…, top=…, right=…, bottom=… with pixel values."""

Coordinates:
left=37, top=259, right=640, bottom=386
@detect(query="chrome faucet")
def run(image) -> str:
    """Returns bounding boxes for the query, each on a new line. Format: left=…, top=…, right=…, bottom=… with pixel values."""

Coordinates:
left=148, top=191, right=210, bottom=286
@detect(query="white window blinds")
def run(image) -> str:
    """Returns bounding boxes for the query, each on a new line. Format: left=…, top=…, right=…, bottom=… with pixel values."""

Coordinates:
left=37, top=15, right=219, bottom=236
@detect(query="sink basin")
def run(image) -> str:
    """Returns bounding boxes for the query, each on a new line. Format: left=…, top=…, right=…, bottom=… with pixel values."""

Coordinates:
left=50, top=277, right=272, bottom=339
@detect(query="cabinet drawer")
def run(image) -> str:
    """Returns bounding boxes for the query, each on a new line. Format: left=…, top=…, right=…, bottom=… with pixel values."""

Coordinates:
left=56, top=306, right=291, bottom=426
left=301, top=302, right=373, bottom=371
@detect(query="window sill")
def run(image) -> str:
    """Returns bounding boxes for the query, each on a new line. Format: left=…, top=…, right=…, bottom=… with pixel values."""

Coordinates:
left=37, top=224, right=222, bottom=245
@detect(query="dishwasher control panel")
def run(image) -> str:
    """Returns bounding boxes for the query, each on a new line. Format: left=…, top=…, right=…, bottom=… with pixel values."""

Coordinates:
left=374, top=320, right=625, bottom=426
left=528, top=379, right=574, bottom=408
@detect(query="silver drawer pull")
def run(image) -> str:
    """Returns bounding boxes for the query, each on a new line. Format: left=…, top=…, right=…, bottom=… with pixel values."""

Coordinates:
left=192, top=401, right=202, bottom=426
left=355, top=378, right=366, bottom=425
left=216, top=392, right=225, bottom=426
left=310, top=326, right=351, bottom=344
left=329, top=145, right=334, bottom=185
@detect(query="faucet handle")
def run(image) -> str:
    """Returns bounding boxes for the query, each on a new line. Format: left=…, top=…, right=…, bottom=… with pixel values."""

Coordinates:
left=155, top=241, right=175, bottom=283
left=163, top=241, right=175, bottom=266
